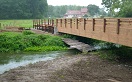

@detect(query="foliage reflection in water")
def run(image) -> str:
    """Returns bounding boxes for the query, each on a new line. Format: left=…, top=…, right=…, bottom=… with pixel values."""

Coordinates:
left=0, top=50, right=80, bottom=74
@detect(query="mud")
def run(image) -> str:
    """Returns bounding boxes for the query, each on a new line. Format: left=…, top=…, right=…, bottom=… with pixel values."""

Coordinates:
left=0, top=54, right=132, bottom=82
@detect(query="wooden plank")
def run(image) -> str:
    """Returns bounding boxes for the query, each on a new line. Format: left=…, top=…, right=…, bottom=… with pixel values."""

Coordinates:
left=63, top=38, right=95, bottom=52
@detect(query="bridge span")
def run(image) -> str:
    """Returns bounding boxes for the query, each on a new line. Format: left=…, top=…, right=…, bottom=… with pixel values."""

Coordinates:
left=33, top=18, right=132, bottom=47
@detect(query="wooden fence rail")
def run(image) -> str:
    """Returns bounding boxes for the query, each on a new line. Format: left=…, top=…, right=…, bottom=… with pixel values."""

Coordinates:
left=33, top=18, right=132, bottom=47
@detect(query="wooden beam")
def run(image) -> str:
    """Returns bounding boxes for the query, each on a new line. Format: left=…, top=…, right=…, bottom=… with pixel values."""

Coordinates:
left=84, top=18, right=86, bottom=30
left=103, top=19, right=106, bottom=32
left=76, top=19, right=78, bottom=29
left=52, top=19, right=54, bottom=26
left=60, top=19, right=62, bottom=27
left=70, top=19, right=72, bottom=28
left=92, top=19, right=95, bottom=31
left=65, top=19, right=67, bottom=28
left=117, top=19, right=120, bottom=34
left=56, top=19, right=58, bottom=27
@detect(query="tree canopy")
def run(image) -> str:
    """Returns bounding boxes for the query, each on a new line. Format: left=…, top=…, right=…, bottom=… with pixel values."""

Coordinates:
left=0, top=0, right=48, bottom=19
left=48, top=5, right=86, bottom=18
left=87, top=4, right=100, bottom=16
left=102, top=0, right=132, bottom=17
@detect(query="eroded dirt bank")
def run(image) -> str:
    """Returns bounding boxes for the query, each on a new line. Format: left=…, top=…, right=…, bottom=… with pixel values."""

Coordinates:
left=0, top=54, right=132, bottom=82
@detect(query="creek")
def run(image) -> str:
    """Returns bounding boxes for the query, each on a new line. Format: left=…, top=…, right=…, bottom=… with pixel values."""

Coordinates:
left=0, top=50, right=80, bottom=74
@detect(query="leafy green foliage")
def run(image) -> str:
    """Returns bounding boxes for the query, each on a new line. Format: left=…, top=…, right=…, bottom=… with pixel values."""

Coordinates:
left=62, top=34, right=76, bottom=40
left=22, top=30, right=35, bottom=35
left=98, top=46, right=132, bottom=62
left=0, top=32, right=67, bottom=53
left=102, top=0, right=132, bottom=17
left=0, top=0, right=48, bottom=19
left=87, top=4, right=100, bottom=16
left=48, top=5, right=87, bottom=17
left=44, top=36, right=65, bottom=47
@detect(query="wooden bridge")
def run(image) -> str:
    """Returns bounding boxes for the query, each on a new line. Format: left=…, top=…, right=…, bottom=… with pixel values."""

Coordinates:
left=33, top=18, right=132, bottom=47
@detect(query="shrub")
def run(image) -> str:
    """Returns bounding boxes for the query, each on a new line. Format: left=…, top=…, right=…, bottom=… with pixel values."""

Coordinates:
left=22, top=30, right=35, bottom=35
left=44, top=36, right=65, bottom=47
left=0, top=32, right=67, bottom=53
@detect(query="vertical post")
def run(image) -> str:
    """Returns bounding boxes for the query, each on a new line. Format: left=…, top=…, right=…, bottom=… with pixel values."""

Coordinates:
left=84, top=18, right=86, bottom=30
left=50, top=19, right=52, bottom=25
left=35, top=20, right=37, bottom=29
left=92, top=18, right=95, bottom=31
left=117, top=19, right=120, bottom=34
left=33, top=20, right=34, bottom=28
left=70, top=19, right=72, bottom=28
left=0, top=23, right=1, bottom=29
left=52, top=19, right=54, bottom=26
left=60, top=19, right=62, bottom=27
left=39, top=19, right=41, bottom=30
left=56, top=19, right=58, bottom=27
left=37, top=20, right=39, bottom=29
left=76, top=19, right=78, bottom=29
left=48, top=19, right=49, bottom=25
left=103, top=19, right=106, bottom=32
left=65, top=19, right=66, bottom=28
left=41, top=19, right=43, bottom=25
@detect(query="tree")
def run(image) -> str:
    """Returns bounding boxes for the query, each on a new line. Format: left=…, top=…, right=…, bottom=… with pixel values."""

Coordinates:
left=0, top=0, right=48, bottom=19
left=47, top=5, right=86, bottom=18
left=87, top=4, right=100, bottom=16
left=102, top=0, right=132, bottom=17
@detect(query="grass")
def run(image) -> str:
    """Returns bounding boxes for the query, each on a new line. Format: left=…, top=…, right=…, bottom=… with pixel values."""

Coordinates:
left=0, top=31, right=67, bottom=53
left=0, top=32, right=22, bottom=37
left=0, top=19, right=33, bottom=29
left=24, top=46, right=67, bottom=52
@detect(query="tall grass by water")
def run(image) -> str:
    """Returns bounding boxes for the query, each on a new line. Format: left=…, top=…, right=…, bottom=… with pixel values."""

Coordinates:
left=0, top=31, right=67, bottom=53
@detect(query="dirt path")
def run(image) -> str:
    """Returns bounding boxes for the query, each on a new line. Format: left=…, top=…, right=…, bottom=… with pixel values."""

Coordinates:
left=0, top=54, right=132, bottom=82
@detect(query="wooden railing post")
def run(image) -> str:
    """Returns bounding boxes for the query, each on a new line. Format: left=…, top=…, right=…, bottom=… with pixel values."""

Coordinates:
left=117, top=19, right=120, bottom=34
left=92, top=19, right=95, bottom=31
left=76, top=19, right=78, bottom=29
left=0, top=23, right=1, bottom=29
left=60, top=19, right=62, bottom=27
left=41, top=19, right=43, bottom=25
left=34, top=20, right=35, bottom=29
left=35, top=20, right=37, bottom=29
left=48, top=19, right=49, bottom=25
left=39, top=19, right=41, bottom=30
left=50, top=19, right=52, bottom=25
left=84, top=18, right=86, bottom=30
left=65, top=19, right=66, bottom=28
left=103, top=19, right=106, bottom=32
left=52, top=19, right=54, bottom=26
left=56, top=19, right=58, bottom=27
left=70, top=19, right=72, bottom=28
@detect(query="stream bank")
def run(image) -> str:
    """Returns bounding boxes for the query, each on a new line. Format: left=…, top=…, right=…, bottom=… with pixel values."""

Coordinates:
left=0, top=53, right=132, bottom=82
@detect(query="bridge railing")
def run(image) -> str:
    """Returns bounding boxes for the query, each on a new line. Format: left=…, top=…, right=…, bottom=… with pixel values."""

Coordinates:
left=33, top=19, right=55, bottom=33
left=56, top=18, right=132, bottom=47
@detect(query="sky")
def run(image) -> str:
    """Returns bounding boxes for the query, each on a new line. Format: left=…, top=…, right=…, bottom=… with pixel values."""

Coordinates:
left=47, top=0, right=103, bottom=7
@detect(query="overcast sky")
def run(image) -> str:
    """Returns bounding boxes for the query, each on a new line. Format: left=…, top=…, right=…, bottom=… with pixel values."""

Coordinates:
left=47, top=0, right=103, bottom=7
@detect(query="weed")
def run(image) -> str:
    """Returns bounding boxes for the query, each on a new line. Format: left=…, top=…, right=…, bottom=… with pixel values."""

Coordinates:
left=0, top=32, right=67, bottom=53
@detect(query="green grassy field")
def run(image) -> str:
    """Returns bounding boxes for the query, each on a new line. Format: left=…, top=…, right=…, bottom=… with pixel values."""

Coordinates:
left=0, top=19, right=33, bottom=29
